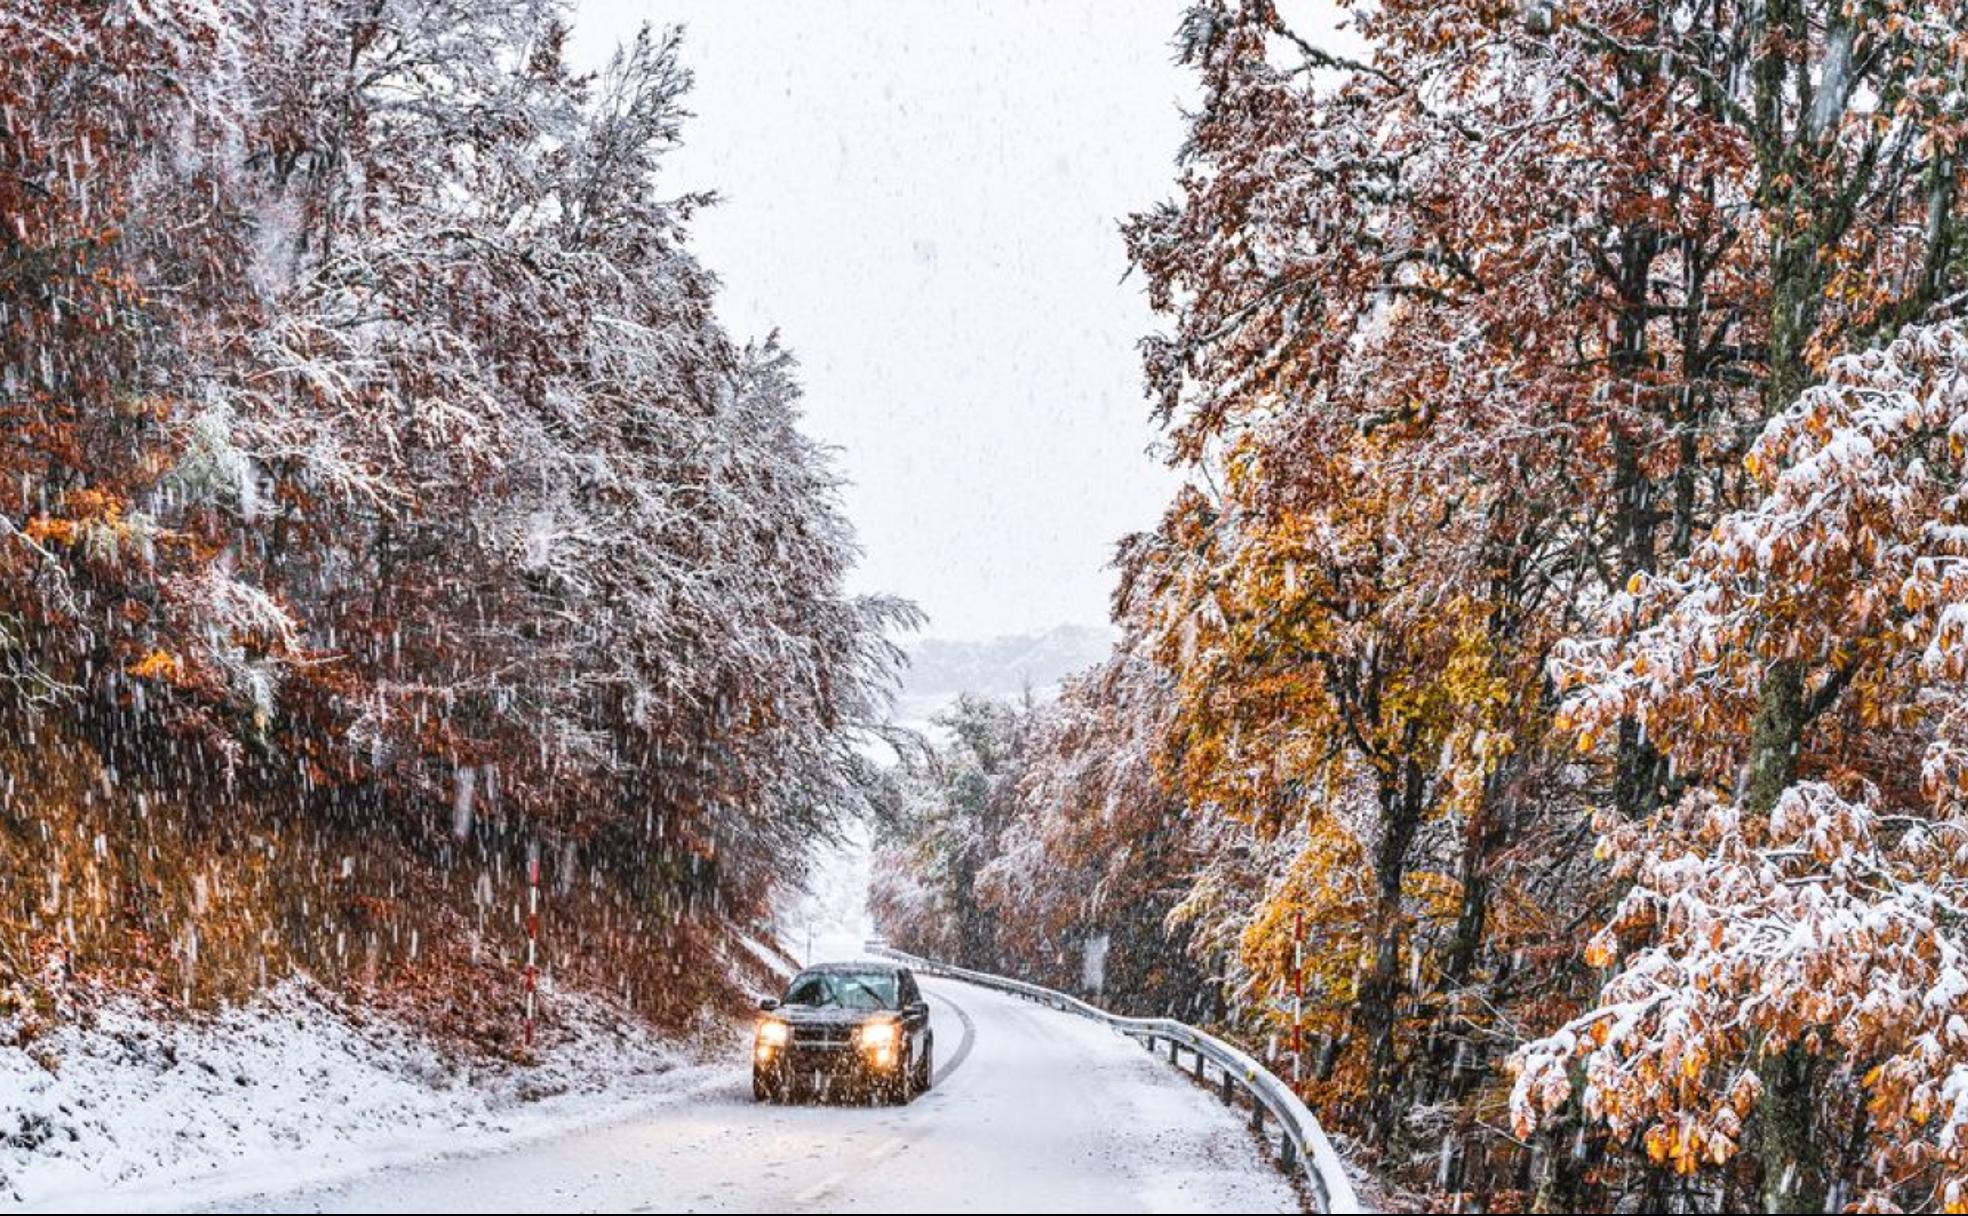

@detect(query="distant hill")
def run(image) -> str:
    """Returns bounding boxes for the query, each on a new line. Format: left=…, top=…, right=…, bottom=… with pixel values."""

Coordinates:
left=892, top=624, right=1116, bottom=726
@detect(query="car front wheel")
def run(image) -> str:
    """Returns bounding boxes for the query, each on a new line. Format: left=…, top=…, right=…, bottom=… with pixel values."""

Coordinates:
left=753, top=1068, right=781, bottom=1103
left=914, top=1034, right=933, bottom=1094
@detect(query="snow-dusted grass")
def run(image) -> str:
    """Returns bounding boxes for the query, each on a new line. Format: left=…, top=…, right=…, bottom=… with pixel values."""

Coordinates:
left=1, top=982, right=731, bottom=1213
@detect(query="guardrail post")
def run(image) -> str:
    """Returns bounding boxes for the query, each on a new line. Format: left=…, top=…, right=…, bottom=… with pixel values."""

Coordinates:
left=1221, top=1068, right=1235, bottom=1105
left=1281, top=1135, right=1298, bottom=1172
left=1192, top=1050, right=1204, bottom=1080
left=1250, top=1093, right=1264, bottom=1132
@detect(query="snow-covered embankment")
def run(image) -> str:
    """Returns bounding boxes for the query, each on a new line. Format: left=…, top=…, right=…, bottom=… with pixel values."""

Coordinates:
left=1, top=983, right=730, bottom=1212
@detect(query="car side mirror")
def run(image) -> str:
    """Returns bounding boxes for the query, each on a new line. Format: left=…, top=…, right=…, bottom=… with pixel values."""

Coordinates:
left=759, top=998, right=780, bottom=1012
left=907, top=1000, right=928, bottom=1018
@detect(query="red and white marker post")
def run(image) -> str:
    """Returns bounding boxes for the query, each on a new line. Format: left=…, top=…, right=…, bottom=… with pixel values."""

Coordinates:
left=524, top=847, right=541, bottom=1051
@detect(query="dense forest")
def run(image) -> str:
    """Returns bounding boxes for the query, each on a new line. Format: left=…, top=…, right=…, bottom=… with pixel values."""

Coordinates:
left=873, top=1, right=1968, bottom=1211
left=0, top=0, right=909, bottom=1044
left=11, top=0, right=1968, bottom=1209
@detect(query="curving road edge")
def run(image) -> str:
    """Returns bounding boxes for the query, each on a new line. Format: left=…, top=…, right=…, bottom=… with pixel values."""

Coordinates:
left=870, top=943, right=1368, bottom=1215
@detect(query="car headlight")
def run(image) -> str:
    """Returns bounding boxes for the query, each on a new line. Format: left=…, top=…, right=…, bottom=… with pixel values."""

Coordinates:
left=757, top=1018, right=790, bottom=1048
left=856, top=1020, right=899, bottom=1051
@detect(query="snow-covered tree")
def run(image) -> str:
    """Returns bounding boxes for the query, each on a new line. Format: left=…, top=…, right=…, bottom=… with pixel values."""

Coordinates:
left=978, top=633, right=1210, bottom=1017
left=1114, top=0, right=1968, bottom=1204
left=1516, top=323, right=1968, bottom=1213
left=871, top=695, right=1032, bottom=969
left=2, top=0, right=910, bottom=1029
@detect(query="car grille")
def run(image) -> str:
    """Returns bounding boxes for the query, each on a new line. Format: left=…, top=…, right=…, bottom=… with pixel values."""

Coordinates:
left=792, top=1025, right=854, bottom=1048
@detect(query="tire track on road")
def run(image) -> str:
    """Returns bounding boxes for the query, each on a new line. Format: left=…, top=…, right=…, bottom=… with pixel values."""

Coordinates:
left=926, top=987, right=975, bottom=1087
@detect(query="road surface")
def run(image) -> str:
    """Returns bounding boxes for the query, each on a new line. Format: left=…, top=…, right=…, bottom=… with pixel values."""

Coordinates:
left=202, top=977, right=1302, bottom=1213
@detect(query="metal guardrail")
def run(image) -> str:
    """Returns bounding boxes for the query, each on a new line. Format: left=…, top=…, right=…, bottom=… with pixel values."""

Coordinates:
left=867, top=942, right=1366, bottom=1215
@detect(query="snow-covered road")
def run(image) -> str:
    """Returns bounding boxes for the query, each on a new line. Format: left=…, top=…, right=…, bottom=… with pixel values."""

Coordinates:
left=202, top=977, right=1301, bottom=1214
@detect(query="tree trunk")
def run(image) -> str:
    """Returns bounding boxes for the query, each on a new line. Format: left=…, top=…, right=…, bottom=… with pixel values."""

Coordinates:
left=1359, top=754, right=1423, bottom=1146
left=1741, top=8, right=1837, bottom=1190
left=1529, top=1066, right=1596, bottom=1214
left=1744, top=659, right=1826, bottom=1213
left=1756, top=1040, right=1822, bottom=1214
left=1441, top=781, right=1494, bottom=989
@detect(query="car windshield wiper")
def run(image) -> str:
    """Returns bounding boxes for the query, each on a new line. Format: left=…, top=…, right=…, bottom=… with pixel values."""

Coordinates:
left=841, top=978, right=892, bottom=1009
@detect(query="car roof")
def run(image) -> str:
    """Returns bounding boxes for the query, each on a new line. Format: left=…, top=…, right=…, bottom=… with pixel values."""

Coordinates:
left=795, top=961, right=903, bottom=974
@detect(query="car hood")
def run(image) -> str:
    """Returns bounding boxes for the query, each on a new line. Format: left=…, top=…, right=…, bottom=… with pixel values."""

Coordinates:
left=772, top=1006, right=895, bottom=1026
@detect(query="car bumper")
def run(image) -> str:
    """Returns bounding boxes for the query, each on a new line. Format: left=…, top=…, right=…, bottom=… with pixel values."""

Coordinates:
left=756, top=1044, right=902, bottom=1088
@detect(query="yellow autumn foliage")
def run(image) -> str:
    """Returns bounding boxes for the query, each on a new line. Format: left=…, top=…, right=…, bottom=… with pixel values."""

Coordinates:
left=128, top=649, right=183, bottom=682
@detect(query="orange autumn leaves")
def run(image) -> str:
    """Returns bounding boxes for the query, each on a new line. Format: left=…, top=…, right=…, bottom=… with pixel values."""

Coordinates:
left=1516, top=325, right=1968, bottom=1210
left=1114, top=0, right=1968, bottom=1208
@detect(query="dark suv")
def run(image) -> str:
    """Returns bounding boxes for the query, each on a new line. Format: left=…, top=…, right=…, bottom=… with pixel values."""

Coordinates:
left=753, top=962, right=934, bottom=1103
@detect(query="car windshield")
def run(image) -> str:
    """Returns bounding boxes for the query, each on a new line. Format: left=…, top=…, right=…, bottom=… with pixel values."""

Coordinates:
left=782, top=969, right=897, bottom=1011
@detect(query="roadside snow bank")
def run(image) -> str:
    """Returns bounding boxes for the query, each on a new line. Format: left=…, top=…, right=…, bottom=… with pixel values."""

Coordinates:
left=1, top=982, right=730, bottom=1212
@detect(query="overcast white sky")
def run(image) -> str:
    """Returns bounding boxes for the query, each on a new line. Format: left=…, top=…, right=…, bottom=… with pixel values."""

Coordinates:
left=568, top=2, right=1347, bottom=639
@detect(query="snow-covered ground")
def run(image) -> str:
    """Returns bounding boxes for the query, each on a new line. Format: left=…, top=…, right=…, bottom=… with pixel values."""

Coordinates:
left=2, top=984, right=728, bottom=1213
left=7, top=869, right=1308, bottom=1214
left=193, top=976, right=1301, bottom=1213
